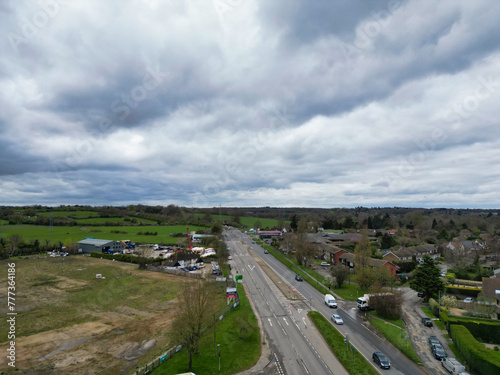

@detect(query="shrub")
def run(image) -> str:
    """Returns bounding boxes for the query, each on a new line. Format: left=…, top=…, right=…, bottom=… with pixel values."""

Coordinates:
left=441, top=295, right=457, bottom=309
left=429, top=298, right=440, bottom=317
left=450, top=324, right=500, bottom=375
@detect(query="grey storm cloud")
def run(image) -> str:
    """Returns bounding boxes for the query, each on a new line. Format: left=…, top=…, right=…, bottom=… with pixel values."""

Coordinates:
left=1, top=0, right=500, bottom=207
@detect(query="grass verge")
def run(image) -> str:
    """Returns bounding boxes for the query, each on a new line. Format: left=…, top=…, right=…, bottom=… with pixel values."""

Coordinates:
left=368, top=317, right=423, bottom=365
left=153, top=283, right=261, bottom=375
left=308, top=311, right=378, bottom=375
left=262, top=244, right=366, bottom=300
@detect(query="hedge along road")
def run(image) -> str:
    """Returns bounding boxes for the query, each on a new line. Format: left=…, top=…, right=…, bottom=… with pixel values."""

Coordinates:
left=234, top=229, right=428, bottom=375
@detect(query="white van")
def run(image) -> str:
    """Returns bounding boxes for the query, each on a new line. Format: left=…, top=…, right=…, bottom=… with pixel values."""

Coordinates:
left=441, top=357, right=465, bottom=374
left=324, top=294, right=337, bottom=308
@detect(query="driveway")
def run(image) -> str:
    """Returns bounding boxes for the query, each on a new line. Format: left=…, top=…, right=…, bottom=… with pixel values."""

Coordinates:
left=401, top=287, right=449, bottom=375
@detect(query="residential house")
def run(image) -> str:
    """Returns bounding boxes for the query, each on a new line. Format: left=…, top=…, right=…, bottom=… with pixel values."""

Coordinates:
left=338, top=252, right=397, bottom=277
left=383, top=244, right=438, bottom=263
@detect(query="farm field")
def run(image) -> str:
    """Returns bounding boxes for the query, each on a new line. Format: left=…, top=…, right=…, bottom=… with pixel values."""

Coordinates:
left=194, top=214, right=288, bottom=229
left=36, top=210, right=101, bottom=218
left=0, top=225, right=208, bottom=245
left=0, top=256, right=188, bottom=374
left=75, top=217, right=157, bottom=225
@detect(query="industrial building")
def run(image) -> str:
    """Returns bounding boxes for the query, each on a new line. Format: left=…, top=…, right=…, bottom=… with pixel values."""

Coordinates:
left=78, top=238, right=125, bottom=254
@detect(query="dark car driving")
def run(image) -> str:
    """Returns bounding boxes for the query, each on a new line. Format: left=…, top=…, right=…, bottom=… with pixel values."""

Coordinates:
left=372, top=352, right=391, bottom=369
left=295, top=274, right=303, bottom=281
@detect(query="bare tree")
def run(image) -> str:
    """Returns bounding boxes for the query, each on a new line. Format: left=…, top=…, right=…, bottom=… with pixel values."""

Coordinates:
left=135, top=245, right=154, bottom=258
left=170, top=280, right=220, bottom=370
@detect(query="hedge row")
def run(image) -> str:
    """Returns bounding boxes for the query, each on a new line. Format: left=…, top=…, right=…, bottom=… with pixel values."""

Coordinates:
left=441, top=314, right=500, bottom=345
left=445, top=286, right=481, bottom=297
left=450, top=324, right=500, bottom=375
left=90, top=252, right=162, bottom=264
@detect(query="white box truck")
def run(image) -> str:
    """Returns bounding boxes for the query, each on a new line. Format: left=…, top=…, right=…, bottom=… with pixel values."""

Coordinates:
left=324, top=294, right=337, bottom=308
left=357, top=293, right=394, bottom=311
left=441, top=357, right=466, bottom=374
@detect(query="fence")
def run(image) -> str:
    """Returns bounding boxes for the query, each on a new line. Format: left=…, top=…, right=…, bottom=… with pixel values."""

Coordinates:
left=130, top=279, right=240, bottom=375
left=145, top=264, right=205, bottom=279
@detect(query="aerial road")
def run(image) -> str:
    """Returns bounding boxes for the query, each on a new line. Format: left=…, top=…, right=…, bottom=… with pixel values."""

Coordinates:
left=226, top=229, right=428, bottom=375
left=224, top=229, right=346, bottom=375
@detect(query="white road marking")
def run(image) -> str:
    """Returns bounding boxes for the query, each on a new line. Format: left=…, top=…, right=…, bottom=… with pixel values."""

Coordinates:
left=283, top=317, right=289, bottom=325
left=268, top=318, right=273, bottom=327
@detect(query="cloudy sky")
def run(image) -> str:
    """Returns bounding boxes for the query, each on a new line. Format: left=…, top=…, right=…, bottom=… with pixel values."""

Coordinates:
left=1, top=0, right=500, bottom=208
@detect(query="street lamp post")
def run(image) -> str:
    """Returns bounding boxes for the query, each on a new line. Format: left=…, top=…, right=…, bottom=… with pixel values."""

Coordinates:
left=218, top=344, right=221, bottom=372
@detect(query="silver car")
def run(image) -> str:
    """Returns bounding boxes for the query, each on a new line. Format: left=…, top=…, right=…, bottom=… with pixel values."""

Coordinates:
left=331, top=314, right=344, bottom=325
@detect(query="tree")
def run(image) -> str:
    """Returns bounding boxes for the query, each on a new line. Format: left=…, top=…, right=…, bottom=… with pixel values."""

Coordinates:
left=211, top=221, right=223, bottom=235
left=253, top=220, right=262, bottom=230
left=290, top=215, right=298, bottom=232
left=354, top=232, right=371, bottom=272
left=381, top=233, right=396, bottom=249
left=170, top=280, right=219, bottom=370
left=330, top=264, right=350, bottom=288
left=409, top=255, right=445, bottom=300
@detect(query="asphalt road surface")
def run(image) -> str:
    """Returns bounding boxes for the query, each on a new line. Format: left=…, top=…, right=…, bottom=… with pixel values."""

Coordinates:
left=226, top=229, right=428, bottom=375
left=226, top=230, right=346, bottom=375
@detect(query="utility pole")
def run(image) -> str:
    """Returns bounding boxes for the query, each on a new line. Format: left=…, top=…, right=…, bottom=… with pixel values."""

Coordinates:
left=214, top=313, right=217, bottom=356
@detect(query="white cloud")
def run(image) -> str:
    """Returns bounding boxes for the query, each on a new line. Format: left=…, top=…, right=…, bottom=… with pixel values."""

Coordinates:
left=0, top=0, right=499, bottom=207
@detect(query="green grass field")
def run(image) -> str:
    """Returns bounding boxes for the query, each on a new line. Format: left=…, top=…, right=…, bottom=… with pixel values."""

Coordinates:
left=193, top=214, right=288, bottom=229
left=75, top=217, right=157, bottom=225
left=153, top=283, right=261, bottom=375
left=309, top=311, right=379, bottom=375
left=35, top=210, right=101, bottom=218
left=0, top=224, right=208, bottom=245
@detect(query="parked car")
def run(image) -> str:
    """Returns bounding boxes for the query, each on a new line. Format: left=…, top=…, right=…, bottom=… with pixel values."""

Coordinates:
left=418, top=291, right=425, bottom=298
left=441, top=357, right=466, bottom=374
left=428, top=336, right=442, bottom=348
left=463, top=297, right=474, bottom=303
left=331, top=314, right=343, bottom=325
left=295, top=274, right=303, bottom=281
left=372, top=352, right=391, bottom=369
left=432, top=344, right=447, bottom=360
left=320, top=261, right=331, bottom=267
left=422, top=317, right=433, bottom=327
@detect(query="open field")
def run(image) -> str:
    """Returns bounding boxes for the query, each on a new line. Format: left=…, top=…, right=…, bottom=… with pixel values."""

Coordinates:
left=36, top=211, right=101, bottom=218
left=193, top=214, right=288, bottom=229
left=0, top=225, right=208, bottom=245
left=0, top=256, right=194, bottom=374
left=75, top=217, right=158, bottom=225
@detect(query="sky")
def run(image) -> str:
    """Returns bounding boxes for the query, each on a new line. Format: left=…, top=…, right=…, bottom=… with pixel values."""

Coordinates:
left=1, top=0, right=500, bottom=208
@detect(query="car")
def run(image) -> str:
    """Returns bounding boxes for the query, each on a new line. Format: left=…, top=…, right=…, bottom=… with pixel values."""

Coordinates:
left=295, top=274, right=303, bottom=281
left=320, top=262, right=331, bottom=267
left=432, top=344, right=447, bottom=360
left=417, top=291, right=425, bottom=298
left=422, top=317, right=433, bottom=327
left=463, top=297, right=474, bottom=303
left=264, top=250, right=269, bottom=254
left=429, top=336, right=442, bottom=348
left=372, top=352, right=391, bottom=369
left=331, top=314, right=343, bottom=325
left=441, top=271, right=447, bottom=277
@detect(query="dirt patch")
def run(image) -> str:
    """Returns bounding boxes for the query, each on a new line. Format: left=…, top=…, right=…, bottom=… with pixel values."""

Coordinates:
left=0, top=257, right=181, bottom=374
left=248, top=248, right=303, bottom=300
